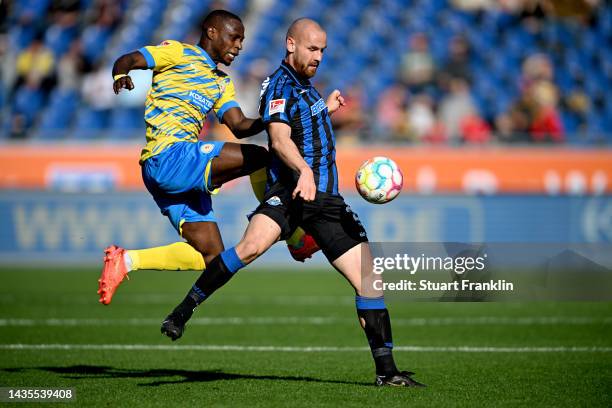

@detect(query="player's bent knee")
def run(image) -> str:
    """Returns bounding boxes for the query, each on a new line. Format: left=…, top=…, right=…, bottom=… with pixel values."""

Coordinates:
left=181, top=226, right=224, bottom=264
left=235, top=239, right=263, bottom=264
left=187, top=243, right=221, bottom=265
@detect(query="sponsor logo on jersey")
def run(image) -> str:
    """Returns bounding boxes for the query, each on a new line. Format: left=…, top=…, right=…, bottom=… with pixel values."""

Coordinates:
left=266, top=196, right=282, bottom=206
left=200, top=143, right=215, bottom=154
left=269, top=99, right=286, bottom=115
left=189, top=90, right=214, bottom=112
left=310, top=98, right=327, bottom=116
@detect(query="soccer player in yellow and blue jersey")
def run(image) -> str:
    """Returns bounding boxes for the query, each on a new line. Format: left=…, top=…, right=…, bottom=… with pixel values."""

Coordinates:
left=98, top=10, right=272, bottom=304
left=98, top=10, right=320, bottom=305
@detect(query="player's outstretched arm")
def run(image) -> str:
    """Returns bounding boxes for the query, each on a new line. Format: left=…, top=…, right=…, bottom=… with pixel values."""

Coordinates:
left=221, top=107, right=265, bottom=138
left=268, top=122, right=316, bottom=201
left=111, top=51, right=148, bottom=94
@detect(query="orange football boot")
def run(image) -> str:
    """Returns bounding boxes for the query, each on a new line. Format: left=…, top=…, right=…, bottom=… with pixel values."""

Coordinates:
left=97, top=245, right=129, bottom=305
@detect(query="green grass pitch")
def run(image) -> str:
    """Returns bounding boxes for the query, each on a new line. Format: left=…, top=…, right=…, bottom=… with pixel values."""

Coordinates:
left=0, top=267, right=610, bottom=407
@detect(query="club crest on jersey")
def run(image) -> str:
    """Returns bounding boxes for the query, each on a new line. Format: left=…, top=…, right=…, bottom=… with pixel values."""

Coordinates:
left=266, top=196, right=282, bottom=206
left=160, top=40, right=171, bottom=46
left=310, top=98, right=327, bottom=116
left=218, top=80, right=227, bottom=94
left=200, top=143, right=215, bottom=154
left=269, top=99, right=286, bottom=115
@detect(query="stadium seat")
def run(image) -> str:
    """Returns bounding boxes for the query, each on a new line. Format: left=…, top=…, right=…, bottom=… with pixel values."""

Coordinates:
left=72, top=108, right=110, bottom=140
left=12, top=0, right=51, bottom=22
left=81, top=25, right=112, bottom=63
left=44, top=23, right=78, bottom=57
left=5, top=0, right=611, bottom=144
left=8, top=24, right=38, bottom=50
left=108, top=108, right=145, bottom=140
left=561, top=112, right=580, bottom=136
left=13, top=86, right=44, bottom=128
left=33, top=89, right=79, bottom=140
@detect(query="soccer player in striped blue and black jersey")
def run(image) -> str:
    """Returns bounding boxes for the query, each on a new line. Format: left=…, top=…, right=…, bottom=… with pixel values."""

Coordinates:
left=162, top=18, right=425, bottom=388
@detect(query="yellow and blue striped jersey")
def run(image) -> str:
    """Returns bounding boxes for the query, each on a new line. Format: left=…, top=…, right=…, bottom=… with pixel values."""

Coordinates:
left=137, top=40, right=239, bottom=163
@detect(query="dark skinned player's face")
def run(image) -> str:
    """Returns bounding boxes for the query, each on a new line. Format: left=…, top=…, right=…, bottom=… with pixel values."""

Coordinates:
left=212, top=19, right=245, bottom=66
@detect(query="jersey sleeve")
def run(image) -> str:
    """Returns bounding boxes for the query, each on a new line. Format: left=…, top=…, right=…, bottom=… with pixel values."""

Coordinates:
left=138, top=40, right=184, bottom=71
left=213, top=76, right=240, bottom=121
left=260, top=81, right=297, bottom=125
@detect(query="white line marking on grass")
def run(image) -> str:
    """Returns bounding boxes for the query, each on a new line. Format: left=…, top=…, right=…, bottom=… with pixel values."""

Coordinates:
left=0, top=344, right=610, bottom=353
left=0, top=294, right=354, bottom=306
left=0, top=316, right=610, bottom=327
left=394, top=316, right=612, bottom=326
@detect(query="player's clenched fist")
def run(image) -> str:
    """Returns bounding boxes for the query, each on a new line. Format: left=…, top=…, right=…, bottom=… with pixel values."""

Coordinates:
left=326, top=89, right=346, bottom=115
left=113, top=74, right=135, bottom=94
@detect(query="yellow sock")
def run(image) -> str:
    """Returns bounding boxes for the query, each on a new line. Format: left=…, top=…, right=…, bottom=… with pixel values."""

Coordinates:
left=286, top=227, right=306, bottom=247
left=249, top=167, right=268, bottom=202
left=127, top=242, right=205, bottom=271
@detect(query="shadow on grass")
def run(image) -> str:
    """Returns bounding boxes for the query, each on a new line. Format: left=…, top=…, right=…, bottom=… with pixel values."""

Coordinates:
left=2, top=365, right=370, bottom=387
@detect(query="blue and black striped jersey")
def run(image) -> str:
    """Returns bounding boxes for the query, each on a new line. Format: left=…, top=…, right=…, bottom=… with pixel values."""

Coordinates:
left=259, top=61, right=338, bottom=195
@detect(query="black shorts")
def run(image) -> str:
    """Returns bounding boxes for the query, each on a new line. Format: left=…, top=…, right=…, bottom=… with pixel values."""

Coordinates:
left=253, top=182, right=368, bottom=262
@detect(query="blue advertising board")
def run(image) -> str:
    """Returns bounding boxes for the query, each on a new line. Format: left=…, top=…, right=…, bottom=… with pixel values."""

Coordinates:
left=0, top=192, right=610, bottom=265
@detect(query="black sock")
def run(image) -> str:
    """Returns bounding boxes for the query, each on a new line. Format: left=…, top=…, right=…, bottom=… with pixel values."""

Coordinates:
left=356, top=296, right=399, bottom=376
left=193, top=253, right=238, bottom=298
left=172, top=253, right=239, bottom=321
left=170, top=292, right=197, bottom=323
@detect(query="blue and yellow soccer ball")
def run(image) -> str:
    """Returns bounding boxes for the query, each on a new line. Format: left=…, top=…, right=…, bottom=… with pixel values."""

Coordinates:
left=355, top=156, right=403, bottom=204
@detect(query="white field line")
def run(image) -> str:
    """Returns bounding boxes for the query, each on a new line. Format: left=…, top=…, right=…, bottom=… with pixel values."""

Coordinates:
left=0, top=316, right=610, bottom=327
left=0, top=344, right=610, bottom=353
left=0, top=294, right=354, bottom=306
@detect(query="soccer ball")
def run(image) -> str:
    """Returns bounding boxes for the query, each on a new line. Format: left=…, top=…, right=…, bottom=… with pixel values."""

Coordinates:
left=355, top=157, right=403, bottom=204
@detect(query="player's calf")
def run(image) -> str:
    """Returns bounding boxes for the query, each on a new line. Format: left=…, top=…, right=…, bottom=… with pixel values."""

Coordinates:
left=160, top=247, right=246, bottom=340
left=160, top=215, right=279, bottom=340
left=355, top=295, right=425, bottom=386
left=235, top=238, right=267, bottom=264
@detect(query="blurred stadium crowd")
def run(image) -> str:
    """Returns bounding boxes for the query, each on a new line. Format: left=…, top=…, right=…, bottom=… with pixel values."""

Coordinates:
left=0, top=0, right=610, bottom=144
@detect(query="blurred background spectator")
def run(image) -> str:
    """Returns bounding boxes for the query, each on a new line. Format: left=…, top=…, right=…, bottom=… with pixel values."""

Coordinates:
left=437, top=35, right=472, bottom=91
left=375, top=84, right=409, bottom=141
left=399, top=32, right=436, bottom=96
left=330, top=85, right=367, bottom=144
left=14, top=36, right=55, bottom=95
left=0, top=0, right=609, bottom=145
